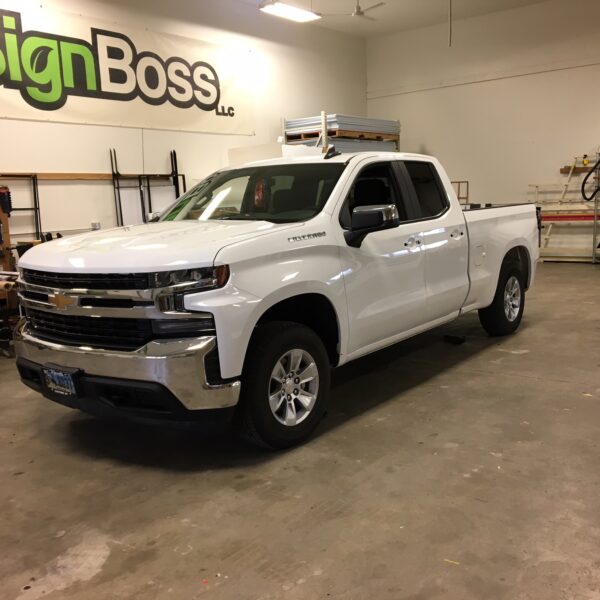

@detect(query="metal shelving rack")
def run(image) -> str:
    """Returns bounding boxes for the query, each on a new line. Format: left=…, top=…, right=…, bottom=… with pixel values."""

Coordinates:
left=1, top=150, right=187, bottom=238
left=110, top=149, right=187, bottom=226
left=531, top=153, right=600, bottom=263
left=0, top=173, right=41, bottom=240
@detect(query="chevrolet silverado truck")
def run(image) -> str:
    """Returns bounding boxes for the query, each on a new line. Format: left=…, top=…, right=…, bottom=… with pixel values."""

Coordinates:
left=14, top=152, right=539, bottom=448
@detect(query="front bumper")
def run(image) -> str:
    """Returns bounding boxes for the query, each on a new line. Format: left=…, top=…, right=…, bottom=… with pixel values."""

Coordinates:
left=14, top=320, right=241, bottom=416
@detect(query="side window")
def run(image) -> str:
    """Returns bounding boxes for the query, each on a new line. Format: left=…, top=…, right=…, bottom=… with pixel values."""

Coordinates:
left=404, top=161, right=448, bottom=219
left=340, top=162, right=407, bottom=229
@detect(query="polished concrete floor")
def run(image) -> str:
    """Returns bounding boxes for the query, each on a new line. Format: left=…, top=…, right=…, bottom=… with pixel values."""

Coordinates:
left=1, top=262, right=599, bottom=600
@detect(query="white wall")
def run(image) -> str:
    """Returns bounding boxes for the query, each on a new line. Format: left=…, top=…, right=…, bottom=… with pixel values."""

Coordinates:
left=0, top=0, right=366, bottom=238
left=7, top=0, right=598, bottom=240
left=367, top=0, right=600, bottom=205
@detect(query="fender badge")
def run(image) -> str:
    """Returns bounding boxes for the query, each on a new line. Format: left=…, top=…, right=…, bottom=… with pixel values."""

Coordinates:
left=288, top=232, right=326, bottom=243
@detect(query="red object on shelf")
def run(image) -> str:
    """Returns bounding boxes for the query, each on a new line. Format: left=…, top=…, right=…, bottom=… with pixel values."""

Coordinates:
left=542, top=214, right=595, bottom=222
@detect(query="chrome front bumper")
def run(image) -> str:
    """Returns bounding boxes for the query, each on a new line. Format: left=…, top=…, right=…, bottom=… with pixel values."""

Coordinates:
left=14, top=320, right=240, bottom=411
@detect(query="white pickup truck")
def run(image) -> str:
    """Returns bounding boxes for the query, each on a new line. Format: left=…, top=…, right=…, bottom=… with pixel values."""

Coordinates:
left=15, top=152, right=539, bottom=448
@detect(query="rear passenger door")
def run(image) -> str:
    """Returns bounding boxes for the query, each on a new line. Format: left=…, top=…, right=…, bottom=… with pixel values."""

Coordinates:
left=398, top=160, right=470, bottom=322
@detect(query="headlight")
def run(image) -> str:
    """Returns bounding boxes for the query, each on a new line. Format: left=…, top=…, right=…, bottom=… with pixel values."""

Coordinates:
left=155, top=265, right=230, bottom=312
left=150, top=266, right=230, bottom=290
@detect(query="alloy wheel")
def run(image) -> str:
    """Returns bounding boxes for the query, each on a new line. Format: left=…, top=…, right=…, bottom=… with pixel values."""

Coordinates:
left=268, top=349, right=319, bottom=426
left=504, top=276, right=521, bottom=322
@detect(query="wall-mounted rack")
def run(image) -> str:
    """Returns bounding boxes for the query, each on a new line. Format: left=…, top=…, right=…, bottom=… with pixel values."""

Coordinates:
left=0, top=173, right=42, bottom=239
left=1, top=149, right=187, bottom=236
left=110, top=149, right=186, bottom=226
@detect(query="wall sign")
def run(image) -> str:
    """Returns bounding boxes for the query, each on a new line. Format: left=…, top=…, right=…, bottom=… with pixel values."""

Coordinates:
left=0, top=7, right=255, bottom=134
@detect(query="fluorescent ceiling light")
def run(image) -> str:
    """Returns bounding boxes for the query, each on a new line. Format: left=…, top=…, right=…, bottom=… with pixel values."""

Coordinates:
left=259, top=1, right=321, bottom=23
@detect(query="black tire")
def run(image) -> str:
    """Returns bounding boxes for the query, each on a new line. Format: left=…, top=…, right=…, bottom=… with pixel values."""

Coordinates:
left=478, top=264, right=526, bottom=336
left=237, top=321, right=330, bottom=450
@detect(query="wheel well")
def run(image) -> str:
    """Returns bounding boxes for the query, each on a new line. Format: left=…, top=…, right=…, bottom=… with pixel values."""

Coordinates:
left=256, top=294, right=340, bottom=366
left=503, top=246, right=531, bottom=289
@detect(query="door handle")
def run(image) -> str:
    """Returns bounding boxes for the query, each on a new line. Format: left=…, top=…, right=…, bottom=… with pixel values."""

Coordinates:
left=404, top=236, right=423, bottom=247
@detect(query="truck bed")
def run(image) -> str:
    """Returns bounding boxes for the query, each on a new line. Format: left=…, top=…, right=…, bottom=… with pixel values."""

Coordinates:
left=461, top=202, right=540, bottom=312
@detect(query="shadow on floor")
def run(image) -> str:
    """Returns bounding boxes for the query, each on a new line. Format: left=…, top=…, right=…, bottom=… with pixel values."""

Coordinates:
left=323, top=312, right=502, bottom=431
left=57, top=312, right=503, bottom=470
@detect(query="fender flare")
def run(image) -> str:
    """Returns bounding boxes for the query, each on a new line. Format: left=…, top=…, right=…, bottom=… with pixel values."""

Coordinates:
left=500, top=240, right=534, bottom=288
left=239, top=281, right=347, bottom=364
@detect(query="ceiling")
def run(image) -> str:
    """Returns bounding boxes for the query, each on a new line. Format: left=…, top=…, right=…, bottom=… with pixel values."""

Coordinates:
left=243, top=0, right=548, bottom=37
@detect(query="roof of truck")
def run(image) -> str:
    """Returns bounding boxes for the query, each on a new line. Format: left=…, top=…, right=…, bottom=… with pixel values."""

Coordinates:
left=236, top=151, right=435, bottom=168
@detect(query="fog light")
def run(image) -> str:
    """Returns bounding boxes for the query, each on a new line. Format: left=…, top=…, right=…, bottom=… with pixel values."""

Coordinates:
left=151, top=317, right=215, bottom=337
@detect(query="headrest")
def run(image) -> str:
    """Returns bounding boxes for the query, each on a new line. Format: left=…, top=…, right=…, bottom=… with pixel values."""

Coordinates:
left=354, top=179, right=390, bottom=205
left=272, top=188, right=312, bottom=213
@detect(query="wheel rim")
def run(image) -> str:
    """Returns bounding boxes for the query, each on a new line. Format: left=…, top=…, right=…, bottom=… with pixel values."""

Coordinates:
left=269, top=349, right=319, bottom=427
left=504, top=276, right=521, bottom=322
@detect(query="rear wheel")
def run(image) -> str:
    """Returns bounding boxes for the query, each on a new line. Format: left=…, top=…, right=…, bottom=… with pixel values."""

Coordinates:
left=478, top=266, right=525, bottom=336
left=237, top=322, right=330, bottom=449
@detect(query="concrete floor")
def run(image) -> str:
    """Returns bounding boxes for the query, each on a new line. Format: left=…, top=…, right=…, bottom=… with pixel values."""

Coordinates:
left=1, top=262, right=599, bottom=600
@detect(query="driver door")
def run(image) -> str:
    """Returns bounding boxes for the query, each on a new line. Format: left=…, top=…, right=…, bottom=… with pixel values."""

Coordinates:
left=338, top=161, right=427, bottom=356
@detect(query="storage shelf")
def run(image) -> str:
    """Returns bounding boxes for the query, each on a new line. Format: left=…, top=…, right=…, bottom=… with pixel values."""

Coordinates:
left=559, top=166, right=593, bottom=175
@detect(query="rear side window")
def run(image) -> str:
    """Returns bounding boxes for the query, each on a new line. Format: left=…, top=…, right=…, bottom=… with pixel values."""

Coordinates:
left=404, top=161, right=448, bottom=218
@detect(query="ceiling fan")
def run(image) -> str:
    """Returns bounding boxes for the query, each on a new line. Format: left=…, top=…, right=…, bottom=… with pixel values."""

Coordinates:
left=320, top=1, right=385, bottom=21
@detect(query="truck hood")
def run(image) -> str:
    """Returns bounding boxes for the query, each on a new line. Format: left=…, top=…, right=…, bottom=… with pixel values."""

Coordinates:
left=19, top=220, right=301, bottom=273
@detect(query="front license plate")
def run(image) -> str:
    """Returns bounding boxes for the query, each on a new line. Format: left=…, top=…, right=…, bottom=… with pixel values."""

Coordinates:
left=43, top=367, right=77, bottom=397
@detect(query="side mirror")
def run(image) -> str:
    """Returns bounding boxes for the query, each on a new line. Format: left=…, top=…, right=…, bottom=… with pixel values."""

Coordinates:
left=147, top=212, right=161, bottom=222
left=344, top=204, right=400, bottom=248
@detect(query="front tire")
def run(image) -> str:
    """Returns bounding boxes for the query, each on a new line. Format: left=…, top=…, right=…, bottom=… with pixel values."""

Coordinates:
left=478, top=266, right=525, bottom=336
left=237, top=321, right=330, bottom=449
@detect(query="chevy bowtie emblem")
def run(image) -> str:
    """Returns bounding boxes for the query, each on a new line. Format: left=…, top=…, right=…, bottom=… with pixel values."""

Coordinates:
left=49, top=293, right=77, bottom=310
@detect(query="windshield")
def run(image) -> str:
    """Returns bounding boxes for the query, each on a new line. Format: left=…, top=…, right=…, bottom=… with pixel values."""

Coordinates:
left=160, top=163, right=346, bottom=223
